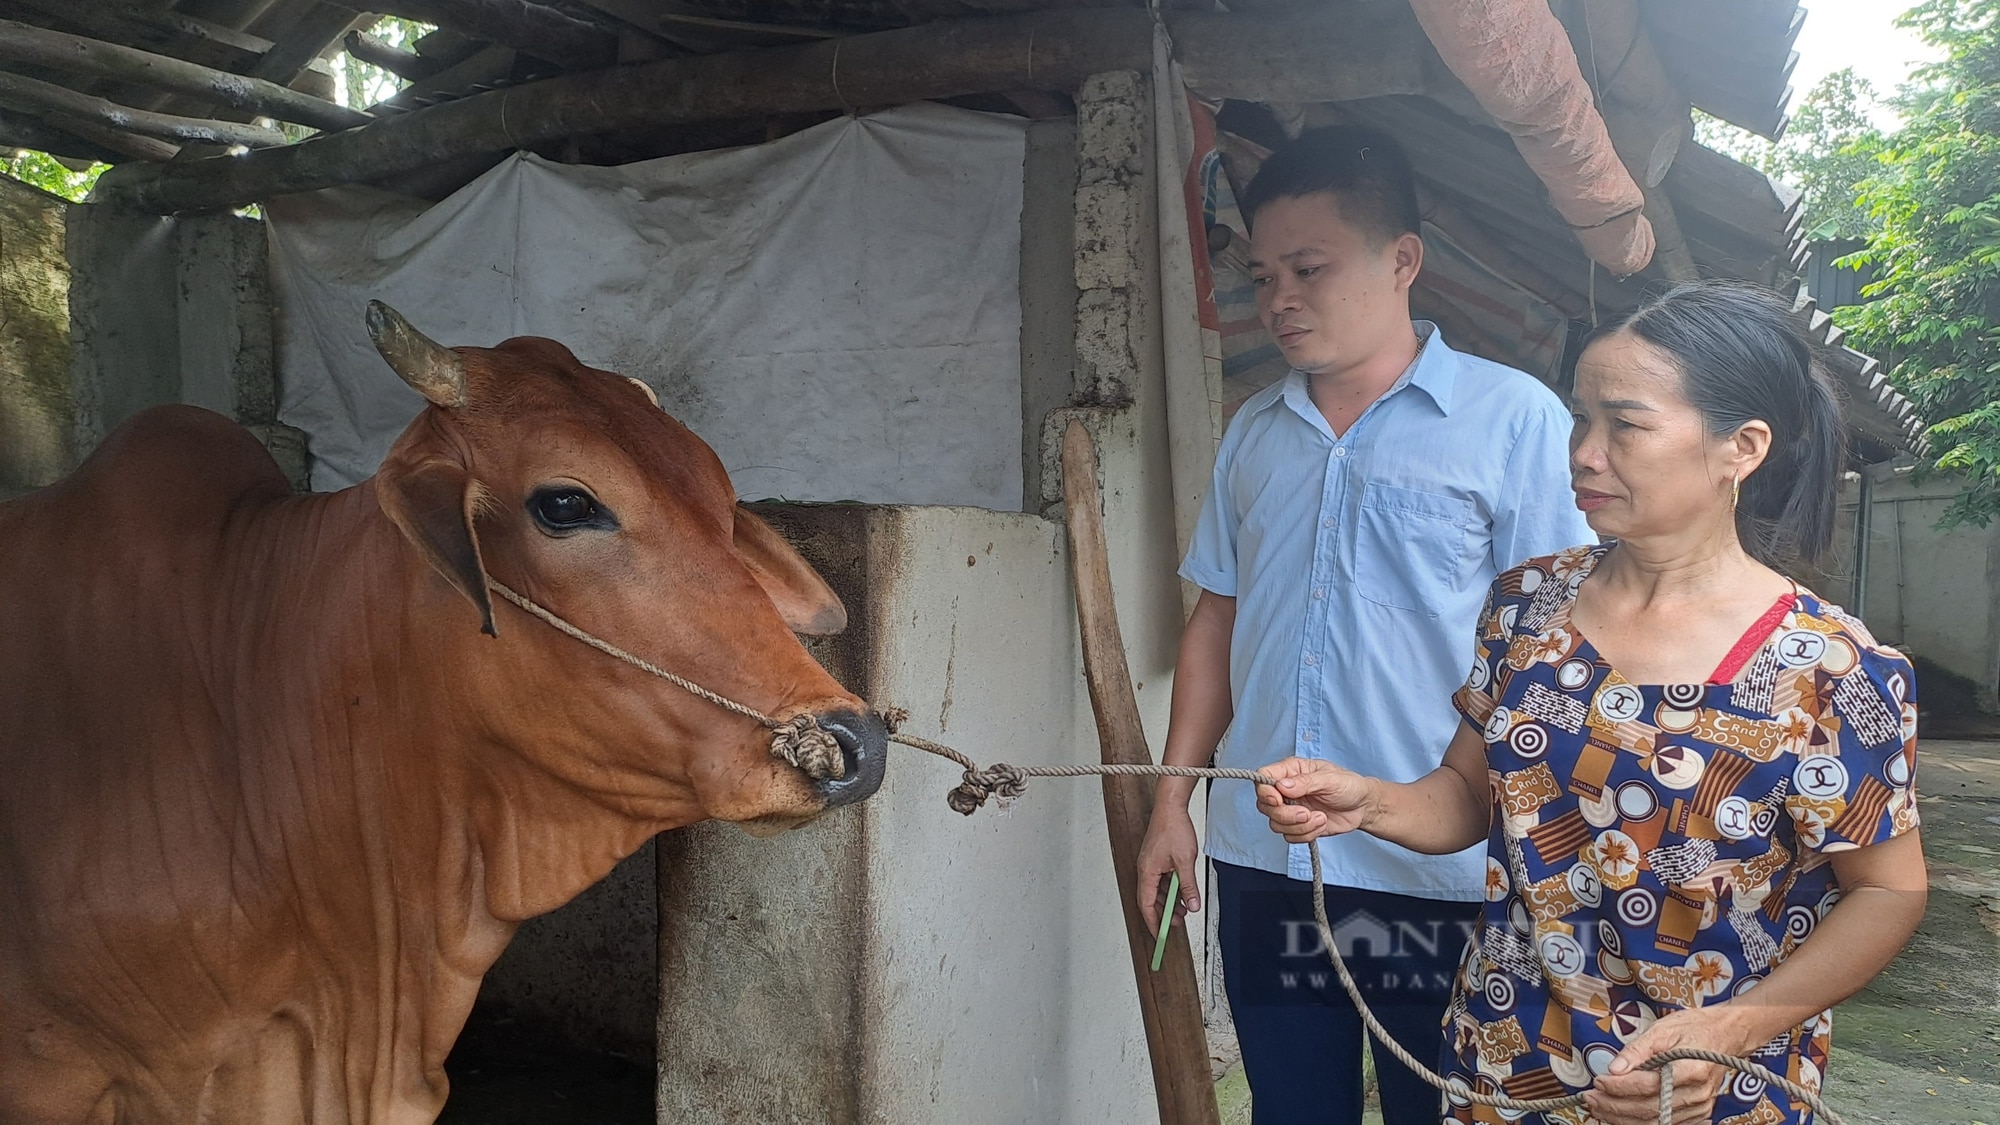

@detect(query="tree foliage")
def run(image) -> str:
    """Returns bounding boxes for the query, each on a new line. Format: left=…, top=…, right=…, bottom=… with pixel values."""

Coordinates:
left=1836, top=0, right=2000, bottom=525
left=1695, top=70, right=1888, bottom=241
left=2, top=149, right=104, bottom=203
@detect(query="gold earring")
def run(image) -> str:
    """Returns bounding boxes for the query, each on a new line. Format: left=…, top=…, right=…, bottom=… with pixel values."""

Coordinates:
left=1731, top=475, right=1740, bottom=513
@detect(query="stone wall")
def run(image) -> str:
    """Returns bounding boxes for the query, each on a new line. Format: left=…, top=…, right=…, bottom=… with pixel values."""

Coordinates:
left=0, top=176, right=72, bottom=495
left=66, top=204, right=304, bottom=488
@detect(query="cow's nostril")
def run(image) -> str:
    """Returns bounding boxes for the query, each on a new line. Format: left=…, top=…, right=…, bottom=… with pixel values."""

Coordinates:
left=811, top=710, right=887, bottom=807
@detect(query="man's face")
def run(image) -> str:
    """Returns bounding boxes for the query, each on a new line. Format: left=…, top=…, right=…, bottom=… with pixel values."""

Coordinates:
left=1247, top=192, right=1421, bottom=377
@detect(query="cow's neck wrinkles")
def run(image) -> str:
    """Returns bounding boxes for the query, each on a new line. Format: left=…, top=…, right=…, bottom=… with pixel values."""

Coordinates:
left=227, top=482, right=690, bottom=1116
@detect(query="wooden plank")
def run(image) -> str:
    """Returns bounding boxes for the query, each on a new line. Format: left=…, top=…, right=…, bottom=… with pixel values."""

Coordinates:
left=0, top=17, right=367, bottom=131
left=368, top=45, right=517, bottom=115
left=0, top=70, right=287, bottom=147
left=1059, top=418, right=1223, bottom=1125
left=94, top=8, right=1159, bottom=212
left=242, top=2, right=366, bottom=86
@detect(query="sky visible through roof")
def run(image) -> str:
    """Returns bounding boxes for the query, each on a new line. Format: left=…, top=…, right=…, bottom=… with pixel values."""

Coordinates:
left=1794, top=1, right=1945, bottom=124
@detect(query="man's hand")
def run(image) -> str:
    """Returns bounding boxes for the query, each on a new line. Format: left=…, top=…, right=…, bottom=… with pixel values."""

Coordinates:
left=1253, top=757, right=1380, bottom=843
left=1136, top=804, right=1202, bottom=937
left=1583, top=1006, right=1744, bottom=1125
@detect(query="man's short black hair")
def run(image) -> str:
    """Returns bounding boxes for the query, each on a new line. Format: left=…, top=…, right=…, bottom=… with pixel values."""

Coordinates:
left=1239, top=126, right=1422, bottom=246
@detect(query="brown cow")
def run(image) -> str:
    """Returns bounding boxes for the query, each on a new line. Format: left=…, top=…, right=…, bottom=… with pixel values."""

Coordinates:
left=0, top=304, right=886, bottom=1124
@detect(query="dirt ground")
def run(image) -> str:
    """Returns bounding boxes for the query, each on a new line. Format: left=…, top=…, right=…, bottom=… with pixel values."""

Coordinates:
left=1211, top=738, right=2000, bottom=1125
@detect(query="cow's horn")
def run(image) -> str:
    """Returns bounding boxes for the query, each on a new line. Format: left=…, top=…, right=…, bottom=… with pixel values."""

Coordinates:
left=366, top=300, right=466, bottom=409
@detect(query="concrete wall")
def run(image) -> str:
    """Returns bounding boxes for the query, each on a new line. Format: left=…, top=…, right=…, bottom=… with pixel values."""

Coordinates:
left=655, top=71, right=1205, bottom=1123
left=0, top=177, right=73, bottom=496
left=65, top=204, right=305, bottom=487
left=1828, top=465, right=2000, bottom=710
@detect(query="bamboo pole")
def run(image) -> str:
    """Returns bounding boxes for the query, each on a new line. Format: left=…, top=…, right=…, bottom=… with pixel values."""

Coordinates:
left=1060, top=418, right=1223, bottom=1125
left=0, top=71, right=289, bottom=149
left=0, top=18, right=368, bottom=133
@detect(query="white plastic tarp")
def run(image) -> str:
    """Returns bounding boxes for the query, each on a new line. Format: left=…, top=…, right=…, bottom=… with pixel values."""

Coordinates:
left=267, top=103, right=1028, bottom=508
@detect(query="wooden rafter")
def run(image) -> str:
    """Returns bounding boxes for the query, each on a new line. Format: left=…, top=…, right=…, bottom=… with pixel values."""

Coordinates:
left=0, top=17, right=368, bottom=132
left=343, top=29, right=445, bottom=82
left=361, top=0, right=621, bottom=70
left=0, top=70, right=287, bottom=148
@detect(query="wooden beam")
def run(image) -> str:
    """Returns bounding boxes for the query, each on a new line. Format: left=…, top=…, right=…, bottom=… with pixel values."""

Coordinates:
left=0, top=70, right=287, bottom=148
left=1059, top=418, right=1224, bottom=1125
left=241, top=2, right=366, bottom=86
left=94, top=9, right=1157, bottom=212
left=27, top=110, right=181, bottom=162
left=0, top=18, right=368, bottom=132
left=368, top=45, right=516, bottom=115
left=0, top=107, right=127, bottom=165
left=5, top=0, right=272, bottom=75
left=362, top=0, right=620, bottom=70
left=1168, top=2, right=1432, bottom=103
left=344, top=29, right=443, bottom=82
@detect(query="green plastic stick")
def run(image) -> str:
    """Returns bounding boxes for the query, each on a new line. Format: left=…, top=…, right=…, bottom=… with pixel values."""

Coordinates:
left=1150, top=871, right=1180, bottom=972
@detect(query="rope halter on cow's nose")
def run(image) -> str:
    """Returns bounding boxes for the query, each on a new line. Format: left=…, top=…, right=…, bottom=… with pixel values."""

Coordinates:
left=486, top=580, right=852, bottom=781
left=482, top=576, right=1848, bottom=1125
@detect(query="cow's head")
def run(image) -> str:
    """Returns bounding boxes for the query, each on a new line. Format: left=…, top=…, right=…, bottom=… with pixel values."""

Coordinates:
left=364, top=301, right=884, bottom=832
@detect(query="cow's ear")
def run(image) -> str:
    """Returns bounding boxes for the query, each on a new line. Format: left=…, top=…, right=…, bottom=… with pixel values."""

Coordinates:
left=378, top=457, right=498, bottom=636
left=733, top=506, right=846, bottom=636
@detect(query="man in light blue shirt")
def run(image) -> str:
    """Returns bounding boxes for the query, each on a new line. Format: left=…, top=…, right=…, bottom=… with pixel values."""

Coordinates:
left=1135, top=128, right=1592, bottom=1124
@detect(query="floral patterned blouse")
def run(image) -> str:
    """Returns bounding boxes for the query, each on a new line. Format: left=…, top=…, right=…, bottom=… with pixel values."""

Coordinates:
left=1443, top=545, right=1920, bottom=1125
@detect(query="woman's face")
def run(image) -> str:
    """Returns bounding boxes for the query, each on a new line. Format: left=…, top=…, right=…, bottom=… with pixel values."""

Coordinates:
left=1567, top=330, right=1767, bottom=544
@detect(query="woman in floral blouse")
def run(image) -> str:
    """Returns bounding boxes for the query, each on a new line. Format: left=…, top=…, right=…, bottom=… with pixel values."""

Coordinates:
left=1255, top=281, right=1928, bottom=1125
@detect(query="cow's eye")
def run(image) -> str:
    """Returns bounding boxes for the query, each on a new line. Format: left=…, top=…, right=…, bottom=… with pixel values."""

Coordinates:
left=528, top=487, right=608, bottom=532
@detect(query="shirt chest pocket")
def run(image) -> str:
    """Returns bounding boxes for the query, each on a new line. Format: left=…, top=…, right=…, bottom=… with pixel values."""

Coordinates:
left=1354, top=481, right=1479, bottom=616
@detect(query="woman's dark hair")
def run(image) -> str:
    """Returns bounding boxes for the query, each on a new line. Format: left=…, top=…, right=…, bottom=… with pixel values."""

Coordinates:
left=1239, top=126, right=1422, bottom=246
left=1592, top=280, right=1846, bottom=571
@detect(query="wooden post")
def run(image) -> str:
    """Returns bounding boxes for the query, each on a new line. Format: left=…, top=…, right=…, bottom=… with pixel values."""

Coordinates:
left=1060, top=418, right=1222, bottom=1125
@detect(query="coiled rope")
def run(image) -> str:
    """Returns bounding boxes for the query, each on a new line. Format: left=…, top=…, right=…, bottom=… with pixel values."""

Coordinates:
left=487, top=579, right=1845, bottom=1124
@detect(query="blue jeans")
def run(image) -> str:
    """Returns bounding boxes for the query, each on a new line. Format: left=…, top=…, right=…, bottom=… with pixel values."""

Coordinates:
left=1215, top=860, right=1477, bottom=1125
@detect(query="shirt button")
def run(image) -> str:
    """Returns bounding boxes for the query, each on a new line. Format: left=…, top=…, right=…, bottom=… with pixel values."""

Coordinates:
left=1313, top=588, right=1325, bottom=600
left=1334, top=446, right=1348, bottom=459
left=1301, top=731, right=1316, bottom=742
left=1322, top=517, right=1335, bottom=528
left=1304, top=653, right=1318, bottom=666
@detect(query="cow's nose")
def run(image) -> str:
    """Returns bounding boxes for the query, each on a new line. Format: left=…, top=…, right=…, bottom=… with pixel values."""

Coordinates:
left=812, top=709, right=887, bottom=807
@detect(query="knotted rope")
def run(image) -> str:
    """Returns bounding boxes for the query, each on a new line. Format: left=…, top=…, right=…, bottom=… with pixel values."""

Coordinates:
left=487, top=579, right=1846, bottom=1125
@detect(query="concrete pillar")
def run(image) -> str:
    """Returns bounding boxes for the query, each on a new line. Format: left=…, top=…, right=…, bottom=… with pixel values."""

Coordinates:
left=656, top=503, right=1160, bottom=1123
left=65, top=204, right=306, bottom=488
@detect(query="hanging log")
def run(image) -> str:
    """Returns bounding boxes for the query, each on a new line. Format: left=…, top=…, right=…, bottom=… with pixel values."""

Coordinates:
left=0, top=18, right=367, bottom=133
left=93, top=8, right=1156, bottom=212
left=0, top=70, right=287, bottom=149
left=344, top=29, right=445, bottom=82
left=363, top=0, right=621, bottom=70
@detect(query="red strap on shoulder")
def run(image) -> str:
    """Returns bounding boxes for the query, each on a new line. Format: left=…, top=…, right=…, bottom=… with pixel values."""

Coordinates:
left=1709, top=593, right=1799, bottom=685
